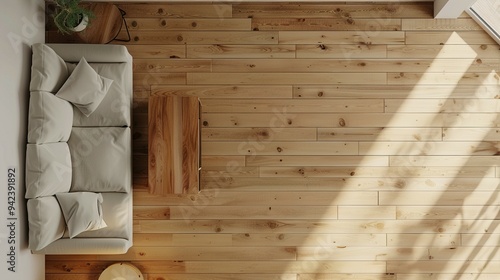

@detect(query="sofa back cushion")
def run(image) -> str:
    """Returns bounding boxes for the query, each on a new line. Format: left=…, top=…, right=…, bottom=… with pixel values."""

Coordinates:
left=27, top=196, right=66, bottom=251
left=68, top=127, right=131, bottom=193
left=47, top=43, right=131, bottom=63
left=27, top=91, right=73, bottom=144
left=25, top=143, right=72, bottom=199
left=30, top=44, right=69, bottom=93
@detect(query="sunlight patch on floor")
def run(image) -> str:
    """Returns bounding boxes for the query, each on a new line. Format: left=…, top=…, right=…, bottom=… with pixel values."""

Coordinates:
left=357, top=32, right=479, bottom=181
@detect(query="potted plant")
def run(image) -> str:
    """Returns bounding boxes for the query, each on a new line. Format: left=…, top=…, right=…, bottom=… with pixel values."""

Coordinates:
left=52, top=0, right=94, bottom=34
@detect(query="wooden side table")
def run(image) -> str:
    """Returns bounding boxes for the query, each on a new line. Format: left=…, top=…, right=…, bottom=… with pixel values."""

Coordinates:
left=47, top=3, right=127, bottom=44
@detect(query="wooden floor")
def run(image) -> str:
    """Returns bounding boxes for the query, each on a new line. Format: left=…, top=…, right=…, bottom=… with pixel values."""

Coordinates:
left=46, top=2, right=500, bottom=279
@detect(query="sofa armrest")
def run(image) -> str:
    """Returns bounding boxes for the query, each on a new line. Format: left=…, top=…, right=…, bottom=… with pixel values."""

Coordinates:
left=46, top=44, right=132, bottom=64
left=32, top=238, right=131, bottom=255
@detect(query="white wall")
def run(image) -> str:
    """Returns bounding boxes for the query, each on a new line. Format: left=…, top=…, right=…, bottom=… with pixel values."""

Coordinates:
left=0, top=0, right=45, bottom=279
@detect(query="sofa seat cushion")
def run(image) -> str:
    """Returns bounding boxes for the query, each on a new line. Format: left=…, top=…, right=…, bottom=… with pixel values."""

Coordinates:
left=68, top=127, right=131, bottom=193
left=25, top=143, right=72, bottom=199
left=30, top=44, right=69, bottom=93
left=56, top=57, right=113, bottom=117
left=27, top=91, right=73, bottom=144
left=56, top=192, right=108, bottom=238
left=62, top=193, right=131, bottom=240
left=27, top=196, right=66, bottom=251
left=67, top=62, right=130, bottom=127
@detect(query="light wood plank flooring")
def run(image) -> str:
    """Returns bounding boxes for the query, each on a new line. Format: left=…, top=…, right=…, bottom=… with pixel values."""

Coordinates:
left=46, top=2, right=500, bottom=279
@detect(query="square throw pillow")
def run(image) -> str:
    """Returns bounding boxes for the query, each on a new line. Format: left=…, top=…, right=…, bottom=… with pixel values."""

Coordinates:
left=74, top=193, right=131, bottom=239
left=25, top=143, right=72, bottom=199
left=55, top=192, right=107, bottom=238
left=70, top=62, right=131, bottom=127
left=56, top=57, right=113, bottom=117
left=68, top=127, right=131, bottom=193
left=27, top=91, right=73, bottom=144
left=27, top=197, right=66, bottom=251
left=30, top=44, right=69, bottom=92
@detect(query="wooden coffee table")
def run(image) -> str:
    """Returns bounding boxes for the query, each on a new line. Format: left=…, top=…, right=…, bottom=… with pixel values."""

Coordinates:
left=148, top=95, right=201, bottom=195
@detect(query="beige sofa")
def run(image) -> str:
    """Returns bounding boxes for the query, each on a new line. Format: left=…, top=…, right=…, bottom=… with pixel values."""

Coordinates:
left=25, top=43, right=133, bottom=254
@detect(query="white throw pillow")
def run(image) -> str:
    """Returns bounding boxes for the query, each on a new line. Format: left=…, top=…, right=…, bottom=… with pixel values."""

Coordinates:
left=74, top=193, right=131, bottom=239
left=27, top=197, right=66, bottom=251
left=30, top=44, right=69, bottom=92
left=27, top=91, right=73, bottom=144
left=70, top=62, right=131, bottom=127
left=25, top=143, right=72, bottom=199
left=55, top=192, right=108, bottom=238
left=56, top=57, right=113, bottom=117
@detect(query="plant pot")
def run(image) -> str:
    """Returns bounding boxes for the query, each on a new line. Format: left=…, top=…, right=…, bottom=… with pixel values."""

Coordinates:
left=71, top=14, right=88, bottom=32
